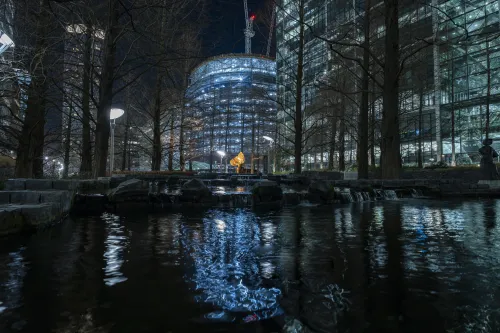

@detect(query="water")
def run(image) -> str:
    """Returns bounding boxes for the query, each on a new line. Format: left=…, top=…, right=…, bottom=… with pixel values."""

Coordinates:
left=0, top=199, right=500, bottom=332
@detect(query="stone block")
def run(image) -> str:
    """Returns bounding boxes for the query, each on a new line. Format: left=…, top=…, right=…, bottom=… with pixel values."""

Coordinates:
left=4, top=179, right=26, bottom=190
left=52, top=180, right=78, bottom=191
left=0, top=191, right=10, bottom=204
left=9, top=191, right=42, bottom=204
left=0, top=206, right=24, bottom=236
left=26, top=179, right=53, bottom=190
left=478, top=180, right=500, bottom=188
left=40, top=191, right=73, bottom=214
left=77, top=179, right=110, bottom=193
left=20, top=203, right=60, bottom=228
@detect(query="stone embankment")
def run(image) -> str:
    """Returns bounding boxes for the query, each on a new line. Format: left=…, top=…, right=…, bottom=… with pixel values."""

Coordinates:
left=2, top=174, right=500, bottom=236
left=0, top=179, right=77, bottom=236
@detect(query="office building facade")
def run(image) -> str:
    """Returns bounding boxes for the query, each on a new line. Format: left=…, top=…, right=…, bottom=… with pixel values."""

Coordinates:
left=277, top=0, right=500, bottom=169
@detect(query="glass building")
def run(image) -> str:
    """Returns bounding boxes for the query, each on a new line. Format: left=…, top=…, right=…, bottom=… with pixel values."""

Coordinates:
left=277, top=0, right=500, bottom=169
left=187, top=54, right=276, bottom=171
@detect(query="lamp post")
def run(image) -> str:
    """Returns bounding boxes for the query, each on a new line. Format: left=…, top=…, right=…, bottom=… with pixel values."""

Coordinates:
left=216, top=151, right=225, bottom=173
left=110, top=108, right=124, bottom=175
left=263, top=136, right=275, bottom=174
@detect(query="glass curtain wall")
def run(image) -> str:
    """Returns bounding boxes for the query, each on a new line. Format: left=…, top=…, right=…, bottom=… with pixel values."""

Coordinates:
left=187, top=55, right=277, bottom=170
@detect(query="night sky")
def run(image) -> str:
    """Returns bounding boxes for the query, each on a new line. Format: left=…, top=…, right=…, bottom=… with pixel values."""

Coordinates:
left=202, top=0, right=274, bottom=57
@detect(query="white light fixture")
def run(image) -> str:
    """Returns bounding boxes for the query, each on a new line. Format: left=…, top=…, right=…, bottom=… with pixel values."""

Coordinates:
left=110, top=108, right=124, bottom=120
left=263, top=136, right=274, bottom=142
left=216, top=151, right=225, bottom=157
left=0, top=32, right=13, bottom=46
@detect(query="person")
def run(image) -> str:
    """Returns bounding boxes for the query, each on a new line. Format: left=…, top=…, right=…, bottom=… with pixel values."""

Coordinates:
left=479, top=138, right=499, bottom=180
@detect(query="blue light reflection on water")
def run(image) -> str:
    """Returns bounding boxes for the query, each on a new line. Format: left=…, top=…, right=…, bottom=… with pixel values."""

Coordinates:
left=181, top=209, right=283, bottom=321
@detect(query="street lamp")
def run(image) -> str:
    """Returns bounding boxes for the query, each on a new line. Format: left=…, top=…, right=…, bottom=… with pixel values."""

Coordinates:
left=0, top=31, right=14, bottom=55
left=109, top=108, right=124, bottom=175
left=263, top=136, right=275, bottom=174
left=216, top=151, right=225, bottom=173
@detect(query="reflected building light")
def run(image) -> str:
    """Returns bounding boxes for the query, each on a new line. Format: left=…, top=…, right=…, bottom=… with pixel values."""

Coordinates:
left=183, top=211, right=282, bottom=319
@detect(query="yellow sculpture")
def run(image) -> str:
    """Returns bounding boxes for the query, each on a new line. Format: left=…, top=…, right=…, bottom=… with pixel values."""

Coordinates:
left=230, top=152, right=245, bottom=173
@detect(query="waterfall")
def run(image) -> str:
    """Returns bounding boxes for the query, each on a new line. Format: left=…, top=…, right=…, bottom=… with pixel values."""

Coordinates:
left=353, top=191, right=364, bottom=202
left=339, top=191, right=354, bottom=203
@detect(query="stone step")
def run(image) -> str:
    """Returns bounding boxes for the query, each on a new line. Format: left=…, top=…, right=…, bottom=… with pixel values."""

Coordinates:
left=4, top=179, right=78, bottom=191
left=0, top=203, right=63, bottom=236
left=0, top=190, right=73, bottom=213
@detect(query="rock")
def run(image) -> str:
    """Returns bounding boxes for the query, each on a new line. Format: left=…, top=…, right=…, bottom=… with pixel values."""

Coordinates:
left=107, top=178, right=149, bottom=202
left=308, top=180, right=333, bottom=203
left=180, top=178, right=212, bottom=203
left=252, top=181, right=283, bottom=206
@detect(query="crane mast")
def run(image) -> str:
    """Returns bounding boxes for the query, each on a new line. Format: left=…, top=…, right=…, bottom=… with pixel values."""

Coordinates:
left=243, top=0, right=255, bottom=54
left=266, top=5, right=276, bottom=57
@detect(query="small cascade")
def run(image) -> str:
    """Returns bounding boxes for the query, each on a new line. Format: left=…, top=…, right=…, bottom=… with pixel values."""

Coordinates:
left=338, top=191, right=354, bottom=203
left=298, top=200, right=320, bottom=207
left=215, top=192, right=252, bottom=208
left=382, top=189, right=398, bottom=200
left=352, top=191, right=364, bottom=202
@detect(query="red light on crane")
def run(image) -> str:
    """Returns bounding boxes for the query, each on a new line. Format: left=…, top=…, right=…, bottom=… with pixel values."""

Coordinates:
left=250, top=14, right=256, bottom=20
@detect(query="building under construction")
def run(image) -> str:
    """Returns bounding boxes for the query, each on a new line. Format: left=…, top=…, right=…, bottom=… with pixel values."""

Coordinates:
left=187, top=54, right=277, bottom=171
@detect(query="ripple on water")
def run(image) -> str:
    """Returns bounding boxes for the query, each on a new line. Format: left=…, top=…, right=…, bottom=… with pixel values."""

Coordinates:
left=0, top=200, right=498, bottom=332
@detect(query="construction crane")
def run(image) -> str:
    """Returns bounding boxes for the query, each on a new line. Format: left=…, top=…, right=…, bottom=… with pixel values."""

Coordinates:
left=266, top=5, right=276, bottom=57
left=243, top=0, right=255, bottom=54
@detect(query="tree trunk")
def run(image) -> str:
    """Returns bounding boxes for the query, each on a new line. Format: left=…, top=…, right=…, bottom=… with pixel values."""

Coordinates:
left=380, top=0, right=401, bottom=179
left=179, top=103, right=186, bottom=171
left=250, top=111, right=256, bottom=174
left=418, top=86, right=424, bottom=169
left=92, top=0, right=119, bottom=178
left=15, top=0, right=50, bottom=179
left=293, top=0, right=305, bottom=174
left=121, top=110, right=129, bottom=171
left=80, top=23, right=93, bottom=176
left=63, top=106, right=72, bottom=179
left=370, top=90, right=376, bottom=167
left=168, top=116, right=174, bottom=171
left=358, top=0, right=371, bottom=179
left=329, top=115, right=337, bottom=170
left=486, top=40, right=491, bottom=139
left=451, top=57, right=456, bottom=166
left=152, top=76, right=162, bottom=171
left=339, top=99, right=346, bottom=172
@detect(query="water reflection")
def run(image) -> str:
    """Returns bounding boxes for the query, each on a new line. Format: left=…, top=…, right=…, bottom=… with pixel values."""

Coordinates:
left=182, top=210, right=283, bottom=322
left=102, top=213, right=129, bottom=286
left=0, top=200, right=499, bottom=332
left=0, top=248, right=26, bottom=314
